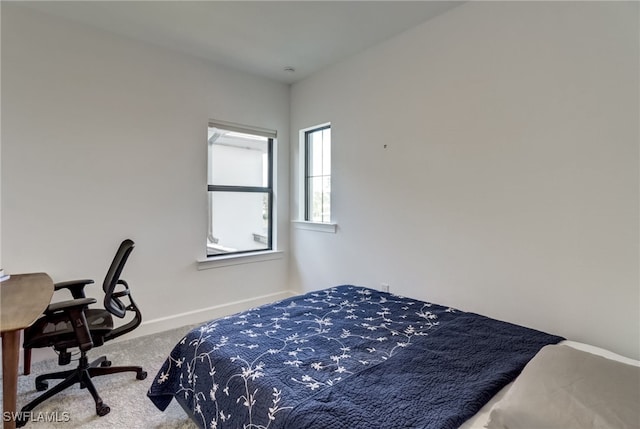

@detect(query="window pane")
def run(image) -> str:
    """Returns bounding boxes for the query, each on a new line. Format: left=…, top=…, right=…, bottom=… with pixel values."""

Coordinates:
left=322, top=128, right=331, bottom=176
left=322, top=176, right=331, bottom=223
left=309, top=132, right=323, bottom=177
left=305, top=125, right=331, bottom=223
left=308, top=176, right=331, bottom=223
left=208, top=127, right=269, bottom=187
left=208, top=192, right=270, bottom=255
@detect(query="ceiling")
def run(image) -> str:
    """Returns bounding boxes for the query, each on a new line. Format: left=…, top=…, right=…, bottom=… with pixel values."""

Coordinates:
left=19, top=1, right=463, bottom=84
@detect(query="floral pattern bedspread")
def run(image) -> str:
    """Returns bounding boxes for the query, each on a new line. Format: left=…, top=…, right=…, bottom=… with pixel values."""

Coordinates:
left=147, top=286, right=563, bottom=429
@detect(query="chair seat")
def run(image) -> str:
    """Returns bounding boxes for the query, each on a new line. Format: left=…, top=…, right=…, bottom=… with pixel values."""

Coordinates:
left=24, top=309, right=113, bottom=350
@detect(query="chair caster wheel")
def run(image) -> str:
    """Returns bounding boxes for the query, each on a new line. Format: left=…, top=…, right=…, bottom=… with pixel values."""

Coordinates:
left=100, top=360, right=112, bottom=367
left=137, top=370, right=147, bottom=380
left=36, top=380, right=48, bottom=391
left=96, top=402, right=110, bottom=416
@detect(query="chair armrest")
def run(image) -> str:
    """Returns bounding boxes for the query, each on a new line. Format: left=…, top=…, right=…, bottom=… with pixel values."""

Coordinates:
left=44, top=297, right=97, bottom=352
left=45, top=297, right=97, bottom=314
left=54, top=279, right=95, bottom=299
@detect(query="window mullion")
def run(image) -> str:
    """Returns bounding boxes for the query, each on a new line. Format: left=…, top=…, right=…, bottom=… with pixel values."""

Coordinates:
left=208, top=185, right=270, bottom=193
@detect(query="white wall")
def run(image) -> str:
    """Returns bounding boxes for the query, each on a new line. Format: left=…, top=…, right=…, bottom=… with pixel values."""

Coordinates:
left=290, top=2, right=639, bottom=359
left=1, top=4, right=291, bottom=336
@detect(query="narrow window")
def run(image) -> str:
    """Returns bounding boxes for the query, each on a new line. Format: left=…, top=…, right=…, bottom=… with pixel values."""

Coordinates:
left=304, top=125, right=331, bottom=223
left=207, top=121, right=275, bottom=256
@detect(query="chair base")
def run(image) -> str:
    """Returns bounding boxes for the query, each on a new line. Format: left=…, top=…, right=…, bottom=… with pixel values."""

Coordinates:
left=16, top=353, right=147, bottom=427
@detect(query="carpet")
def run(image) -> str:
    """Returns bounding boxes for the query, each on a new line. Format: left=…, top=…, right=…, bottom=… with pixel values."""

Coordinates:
left=1, top=324, right=199, bottom=428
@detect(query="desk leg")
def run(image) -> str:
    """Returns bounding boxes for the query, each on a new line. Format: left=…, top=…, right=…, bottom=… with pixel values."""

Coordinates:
left=23, top=347, right=31, bottom=376
left=2, top=330, right=20, bottom=429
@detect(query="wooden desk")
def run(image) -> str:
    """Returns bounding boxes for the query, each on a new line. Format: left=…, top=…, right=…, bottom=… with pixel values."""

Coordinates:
left=1, top=273, right=54, bottom=429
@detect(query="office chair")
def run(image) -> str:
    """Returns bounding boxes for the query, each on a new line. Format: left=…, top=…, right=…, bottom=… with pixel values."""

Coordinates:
left=17, top=239, right=146, bottom=427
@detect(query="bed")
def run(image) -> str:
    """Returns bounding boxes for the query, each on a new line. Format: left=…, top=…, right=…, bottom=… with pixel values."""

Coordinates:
left=147, top=285, right=639, bottom=429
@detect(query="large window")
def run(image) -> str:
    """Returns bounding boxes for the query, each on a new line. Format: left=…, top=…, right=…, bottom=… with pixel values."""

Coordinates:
left=207, top=121, right=275, bottom=256
left=304, top=125, right=331, bottom=223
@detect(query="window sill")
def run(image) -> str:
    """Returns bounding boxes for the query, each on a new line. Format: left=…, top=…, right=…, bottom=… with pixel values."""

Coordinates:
left=292, top=221, right=337, bottom=233
left=197, top=250, right=284, bottom=270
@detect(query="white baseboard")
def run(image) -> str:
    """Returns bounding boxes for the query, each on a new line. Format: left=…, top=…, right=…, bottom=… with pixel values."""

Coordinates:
left=133, top=289, right=297, bottom=338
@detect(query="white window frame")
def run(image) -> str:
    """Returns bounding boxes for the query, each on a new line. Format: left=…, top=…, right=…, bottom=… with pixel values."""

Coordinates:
left=294, top=123, right=337, bottom=233
left=200, top=119, right=281, bottom=266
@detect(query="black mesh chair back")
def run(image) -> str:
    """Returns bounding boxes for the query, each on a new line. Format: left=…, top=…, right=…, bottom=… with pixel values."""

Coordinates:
left=103, top=238, right=134, bottom=318
left=101, top=239, right=142, bottom=342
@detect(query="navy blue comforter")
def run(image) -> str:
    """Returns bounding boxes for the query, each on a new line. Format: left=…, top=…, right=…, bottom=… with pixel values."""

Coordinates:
left=147, top=286, right=563, bottom=429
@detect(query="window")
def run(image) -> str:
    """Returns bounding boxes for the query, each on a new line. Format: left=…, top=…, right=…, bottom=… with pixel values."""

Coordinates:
left=207, top=120, right=275, bottom=256
left=304, top=125, right=331, bottom=223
